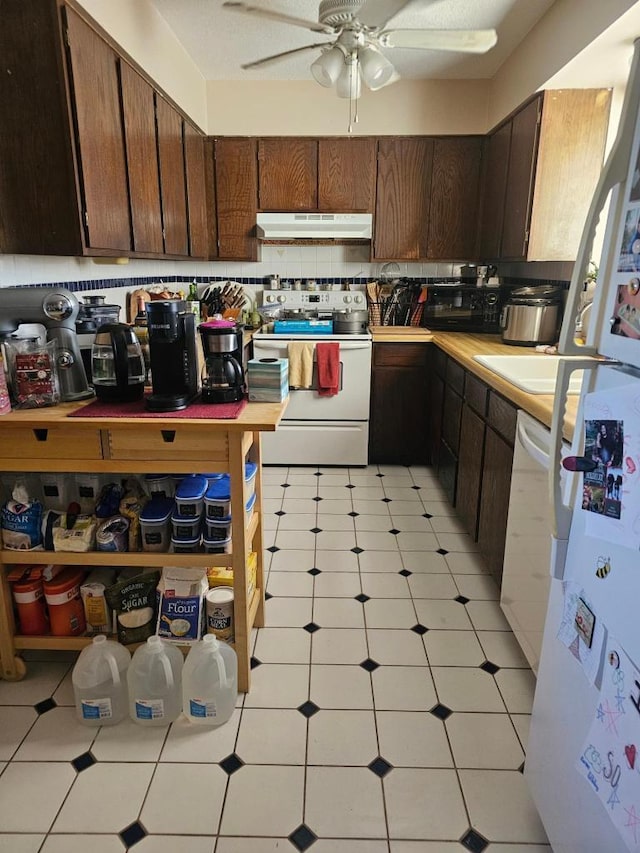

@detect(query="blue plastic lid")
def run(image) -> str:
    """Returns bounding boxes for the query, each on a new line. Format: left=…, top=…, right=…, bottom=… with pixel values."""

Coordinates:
left=202, top=472, right=224, bottom=481
left=175, top=474, right=207, bottom=501
left=171, top=536, right=201, bottom=546
left=203, top=534, right=232, bottom=546
left=205, top=475, right=231, bottom=502
left=246, top=492, right=256, bottom=512
left=140, top=497, right=174, bottom=523
left=171, top=512, right=202, bottom=524
left=245, top=462, right=258, bottom=482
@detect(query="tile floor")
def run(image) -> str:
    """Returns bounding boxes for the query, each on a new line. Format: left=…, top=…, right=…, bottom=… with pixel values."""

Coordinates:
left=0, top=465, right=550, bottom=852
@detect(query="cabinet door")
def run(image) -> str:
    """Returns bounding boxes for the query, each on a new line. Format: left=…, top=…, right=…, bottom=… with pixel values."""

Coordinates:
left=501, top=95, right=541, bottom=260
left=156, top=96, right=189, bottom=256
left=427, top=137, right=483, bottom=259
left=428, top=372, right=445, bottom=469
left=119, top=61, right=163, bottom=255
left=215, top=138, right=258, bottom=261
left=456, top=404, right=485, bottom=540
left=184, top=122, right=208, bottom=258
left=477, top=426, right=514, bottom=587
left=204, top=139, right=218, bottom=260
left=318, top=137, right=376, bottom=211
left=65, top=8, right=131, bottom=251
left=441, top=384, right=463, bottom=454
left=478, top=121, right=511, bottom=259
left=258, top=138, right=317, bottom=210
left=374, top=138, right=434, bottom=260
left=369, top=344, right=429, bottom=465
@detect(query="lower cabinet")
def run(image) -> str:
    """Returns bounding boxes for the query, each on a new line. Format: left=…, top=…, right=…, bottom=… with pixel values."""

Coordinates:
left=369, top=343, right=431, bottom=465
left=476, top=426, right=514, bottom=586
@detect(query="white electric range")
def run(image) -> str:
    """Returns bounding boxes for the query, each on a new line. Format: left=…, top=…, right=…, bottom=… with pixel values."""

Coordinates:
left=252, top=291, right=372, bottom=466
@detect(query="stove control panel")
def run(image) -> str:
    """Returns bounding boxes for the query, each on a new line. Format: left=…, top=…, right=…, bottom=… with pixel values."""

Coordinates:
left=261, top=291, right=365, bottom=308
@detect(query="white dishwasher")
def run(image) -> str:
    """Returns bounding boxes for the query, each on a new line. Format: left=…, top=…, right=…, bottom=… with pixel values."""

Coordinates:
left=500, top=410, right=570, bottom=674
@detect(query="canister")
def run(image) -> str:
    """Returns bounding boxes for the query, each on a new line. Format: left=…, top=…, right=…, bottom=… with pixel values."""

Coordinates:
left=144, top=474, right=173, bottom=500
left=139, top=498, right=173, bottom=552
left=174, top=474, right=208, bottom=517
left=204, top=475, right=231, bottom=520
left=202, top=534, right=231, bottom=554
left=43, top=567, right=86, bottom=636
left=206, top=586, right=234, bottom=641
left=13, top=575, right=48, bottom=635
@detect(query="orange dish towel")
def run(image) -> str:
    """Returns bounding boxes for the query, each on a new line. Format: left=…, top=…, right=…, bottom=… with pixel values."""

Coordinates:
left=316, top=342, right=340, bottom=397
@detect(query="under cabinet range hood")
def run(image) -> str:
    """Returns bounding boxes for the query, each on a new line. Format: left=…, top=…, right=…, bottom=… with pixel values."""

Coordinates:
left=256, top=212, right=372, bottom=241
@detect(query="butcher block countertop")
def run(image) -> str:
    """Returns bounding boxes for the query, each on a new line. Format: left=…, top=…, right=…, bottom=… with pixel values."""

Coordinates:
left=370, top=327, right=578, bottom=440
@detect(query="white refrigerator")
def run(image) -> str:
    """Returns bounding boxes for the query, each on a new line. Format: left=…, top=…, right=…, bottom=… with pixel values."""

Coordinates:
left=526, top=39, right=640, bottom=852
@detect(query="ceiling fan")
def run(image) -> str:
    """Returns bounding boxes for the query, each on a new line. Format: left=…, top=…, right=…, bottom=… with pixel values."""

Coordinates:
left=222, top=0, right=498, bottom=100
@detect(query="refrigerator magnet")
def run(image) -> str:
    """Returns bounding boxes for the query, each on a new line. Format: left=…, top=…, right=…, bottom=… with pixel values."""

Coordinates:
left=575, top=597, right=596, bottom=649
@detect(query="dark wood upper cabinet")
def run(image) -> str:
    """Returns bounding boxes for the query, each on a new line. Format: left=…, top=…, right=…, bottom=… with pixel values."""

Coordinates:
left=427, top=136, right=483, bottom=260
left=214, top=137, right=258, bottom=261
left=374, top=137, right=434, bottom=260
left=501, top=95, right=541, bottom=260
left=204, top=138, right=219, bottom=260
left=258, top=138, right=317, bottom=210
left=156, top=96, right=189, bottom=256
left=184, top=121, right=208, bottom=259
left=65, top=7, right=131, bottom=252
left=318, top=137, right=376, bottom=211
left=119, top=60, right=163, bottom=255
left=478, top=121, right=511, bottom=259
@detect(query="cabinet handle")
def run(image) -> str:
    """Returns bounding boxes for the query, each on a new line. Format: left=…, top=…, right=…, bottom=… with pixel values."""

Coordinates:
left=33, top=429, right=48, bottom=442
left=161, top=430, right=176, bottom=443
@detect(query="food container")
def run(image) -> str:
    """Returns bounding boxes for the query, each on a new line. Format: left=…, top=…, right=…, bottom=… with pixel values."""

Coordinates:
left=245, top=462, right=257, bottom=500
left=139, top=498, right=173, bottom=552
left=245, top=492, right=256, bottom=526
left=40, top=472, right=69, bottom=512
left=204, top=517, right=232, bottom=541
left=174, top=474, right=208, bottom=518
left=81, top=568, right=116, bottom=635
left=202, top=534, right=231, bottom=554
left=171, top=536, right=202, bottom=554
left=207, top=552, right=257, bottom=598
left=206, top=586, right=234, bottom=641
left=43, top=567, right=86, bottom=636
left=204, top=475, right=231, bottom=520
left=202, top=473, right=224, bottom=487
left=13, top=575, right=48, bottom=635
left=144, top=474, right=173, bottom=500
left=75, top=472, right=102, bottom=514
left=171, top=512, right=202, bottom=541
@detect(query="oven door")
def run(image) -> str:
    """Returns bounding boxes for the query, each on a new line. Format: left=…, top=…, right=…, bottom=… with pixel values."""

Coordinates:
left=252, top=338, right=372, bottom=421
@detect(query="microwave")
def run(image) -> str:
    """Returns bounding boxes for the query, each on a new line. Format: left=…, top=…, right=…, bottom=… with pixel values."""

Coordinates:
left=420, top=284, right=505, bottom=333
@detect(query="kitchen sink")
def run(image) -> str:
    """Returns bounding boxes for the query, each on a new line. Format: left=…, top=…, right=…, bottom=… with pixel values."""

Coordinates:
left=472, top=354, right=589, bottom=394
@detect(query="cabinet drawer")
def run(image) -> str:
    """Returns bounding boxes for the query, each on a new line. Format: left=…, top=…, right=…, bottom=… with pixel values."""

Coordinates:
left=464, top=373, right=489, bottom=416
left=0, top=426, right=103, bottom=460
left=107, top=427, right=229, bottom=462
left=487, top=393, right=517, bottom=444
left=445, top=359, right=465, bottom=395
left=374, top=343, right=429, bottom=368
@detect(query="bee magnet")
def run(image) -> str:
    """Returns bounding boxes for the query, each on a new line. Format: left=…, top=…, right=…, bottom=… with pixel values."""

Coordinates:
left=596, top=556, right=612, bottom=579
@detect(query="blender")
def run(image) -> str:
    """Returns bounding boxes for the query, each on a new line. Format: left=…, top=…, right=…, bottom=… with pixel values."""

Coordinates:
left=199, top=321, right=245, bottom=403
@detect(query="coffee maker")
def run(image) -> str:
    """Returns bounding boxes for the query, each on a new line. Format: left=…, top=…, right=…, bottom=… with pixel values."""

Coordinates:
left=0, top=287, right=92, bottom=401
left=145, top=300, right=199, bottom=411
left=199, top=321, right=245, bottom=403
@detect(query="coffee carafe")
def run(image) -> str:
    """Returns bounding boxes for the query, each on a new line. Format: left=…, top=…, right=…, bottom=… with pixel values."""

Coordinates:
left=146, top=301, right=199, bottom=412
left=199, top=321, right=245, bottom=404
left=91, top=323, right=145, bottom=402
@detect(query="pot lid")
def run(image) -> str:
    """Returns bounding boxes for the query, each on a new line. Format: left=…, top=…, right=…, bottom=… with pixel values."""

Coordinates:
left=511, top=284, right=563, bottom=298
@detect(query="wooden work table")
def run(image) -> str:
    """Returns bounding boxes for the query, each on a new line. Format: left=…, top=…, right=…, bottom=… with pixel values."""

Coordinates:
left=0, top=399, right=288, bottom=691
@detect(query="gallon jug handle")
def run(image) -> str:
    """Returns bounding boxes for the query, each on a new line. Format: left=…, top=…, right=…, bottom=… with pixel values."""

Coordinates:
left=107, top=652, right=121, bottom=686
left=214, top=652, right=227, bottom=689
left=160, top=654, right=174, bottom=689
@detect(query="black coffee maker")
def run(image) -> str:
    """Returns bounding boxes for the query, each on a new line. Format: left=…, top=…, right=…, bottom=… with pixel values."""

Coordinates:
left=199, top=321, right=245, bottom=403
left=145, top=300, right=199, bottom=411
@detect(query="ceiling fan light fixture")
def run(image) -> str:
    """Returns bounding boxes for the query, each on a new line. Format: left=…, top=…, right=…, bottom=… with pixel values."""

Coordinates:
left=311, top=45, right=345, bottom=87
left=336, top=55, right=361, bottom=99
left=358, top=45, right=395, bottom=90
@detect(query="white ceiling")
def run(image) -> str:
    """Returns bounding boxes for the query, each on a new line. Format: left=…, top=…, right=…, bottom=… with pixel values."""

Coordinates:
left=149, top=0, right=557, bottom=82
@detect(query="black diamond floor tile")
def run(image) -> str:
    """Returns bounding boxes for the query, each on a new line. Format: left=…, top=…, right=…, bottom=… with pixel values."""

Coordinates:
left=430, top=703, right=453, bottom=720
left=308, top=568, right=321, bottom=576
left=398, top=569, right=412, bottom=577
left=348, top=511, right=359, bottom=517
left=436, top=548, right=449, bottom=555
left=312, top=496, right=323, bottom=502
left=455, top=595, right=470, bottom=605
left=368, top=756, right=393, bottom=778
left=34, top=698, right=57, bottom=715
left=411, top=485, right=421, bottom=490
left=265, top=592, right=274, bottom=600
left=411, top=624, right=429, bottom=635
left=267, top=546, right=280, bottom=553
left=297, top=700, right=321, bottom=718
left=351, top=547, right=364, bottom=554
left=389, top=528, right=400, bottom=535
left=281, top=483, right=290, bottom=488
left=314, top=472, right=323, bottom=476
left=71, top=751, right=96, bottom=772
left=346, top=484, right=356, bottom=489
left=519, top=760, right=525, bottom=773
left=250, top=656, right=262, bottom=669
left=303, top=622, right=321, bottom=634
left=219, top=753, right=245, bottom=775
left=376, top=473, right=385, bottom=477
left=423, top=512, right=433, bottom=519
left=288, top=823, right=318, bottom=851
left=460, top=827, right=490, bottom=852
left=310, top=527, right=322, bottom=534
left=119, top=821, right=147, bottom=847
left=275, top=510, right=286, bottom=516
left=381, top=497, right=392, bottom=503
left=354, top=593, right=370, bottom=603
left=360, top=658, right=380, bottom=672
left=480, top=660, right=501, bottom=675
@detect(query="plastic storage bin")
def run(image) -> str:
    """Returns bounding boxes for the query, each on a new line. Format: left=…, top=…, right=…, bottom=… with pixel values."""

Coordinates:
left=203, top=517, right=232, bottom=542
left=202, top=534, right=231, bottom=554
left=139, top=498, right=173, bottom=552
left=40, top=472, right=69, bottom=512
left=144, top=474, right=174, bottom=500
left=182, top=635, right=237, bottom=726
left=204, top=475, right=231, bottom=520
left=245, top=492, right=256, bottom=526
left=171, top=536, right=202, bottom=554
left=174, top=474, right=208, bottom=518
left=171, top=513, right=202, bottom=541
left=72, top=635, right=131, bottom=726
left=245, top=462, right=257, bottom=500
left=127, top=635, right=183, bottom=726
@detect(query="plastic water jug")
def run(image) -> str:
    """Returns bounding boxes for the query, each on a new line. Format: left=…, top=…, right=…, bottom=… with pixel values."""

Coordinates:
left=182, top=635, right=237, bottom=726
left=127, top=635, right=183, bottom=726
left=72, top=634, right=131, bottom=726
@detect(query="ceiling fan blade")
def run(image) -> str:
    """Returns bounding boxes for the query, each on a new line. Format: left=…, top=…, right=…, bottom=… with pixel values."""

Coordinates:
left=356, top=0, right=414, bottom=29
left=240, top=43, right=330, bottom=70
left=381, top=28, right=498, bottom=53
left=222, top=2, right=335, bottom=35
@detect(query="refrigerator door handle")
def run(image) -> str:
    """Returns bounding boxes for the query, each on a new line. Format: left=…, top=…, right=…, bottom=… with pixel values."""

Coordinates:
left=558, top=38, right=640, bottom=356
